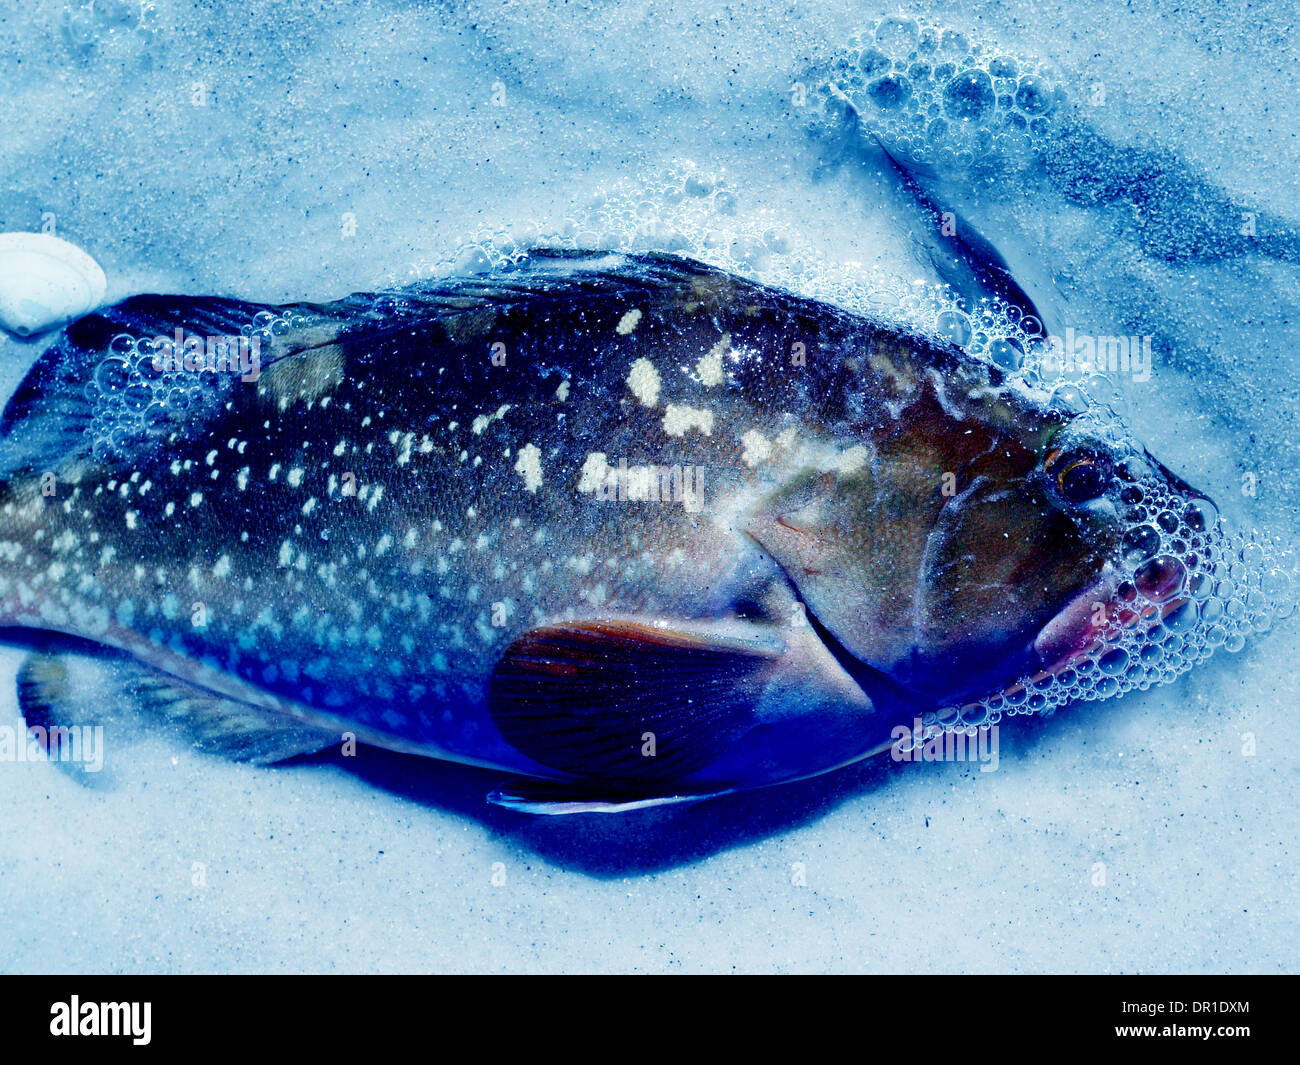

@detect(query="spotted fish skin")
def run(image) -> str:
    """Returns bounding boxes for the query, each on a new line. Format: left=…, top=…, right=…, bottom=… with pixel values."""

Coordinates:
left=0, top=250, right=1153, bottom=803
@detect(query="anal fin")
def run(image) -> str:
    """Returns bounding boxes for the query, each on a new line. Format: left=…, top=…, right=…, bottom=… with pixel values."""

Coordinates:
left=123, top=664, right=340, bottom=766
left=17, top=650, right=339, bottom=783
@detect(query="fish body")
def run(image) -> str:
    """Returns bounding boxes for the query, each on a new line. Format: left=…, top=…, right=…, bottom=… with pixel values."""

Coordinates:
left=0, top=250, right=1213, bottom=809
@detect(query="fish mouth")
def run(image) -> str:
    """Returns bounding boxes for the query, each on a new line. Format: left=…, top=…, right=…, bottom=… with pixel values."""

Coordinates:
left=1016, top=568, right=1188, bottom=692
left=1030, top=570, right=1121, bottom=676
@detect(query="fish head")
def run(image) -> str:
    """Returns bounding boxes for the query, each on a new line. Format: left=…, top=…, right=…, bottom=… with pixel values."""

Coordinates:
left=1003, top=412, right=1221, bottom=702
left=748, top=375, right=1220, bottom=713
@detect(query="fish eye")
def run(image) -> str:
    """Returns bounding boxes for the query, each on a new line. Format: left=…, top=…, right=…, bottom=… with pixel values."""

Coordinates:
left=1049, top=450, right=1111, bottom=504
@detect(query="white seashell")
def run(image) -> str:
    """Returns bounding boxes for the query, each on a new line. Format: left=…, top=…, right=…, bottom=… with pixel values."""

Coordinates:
left=0, top=232, right=108, bottom=337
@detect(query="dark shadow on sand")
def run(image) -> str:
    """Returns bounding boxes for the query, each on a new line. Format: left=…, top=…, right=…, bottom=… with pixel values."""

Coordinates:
left=298, top=685, right=1158, bottom=877
left=1, top=625, right=1242, bottom=877
left=302, top=740, right=899, bottom=877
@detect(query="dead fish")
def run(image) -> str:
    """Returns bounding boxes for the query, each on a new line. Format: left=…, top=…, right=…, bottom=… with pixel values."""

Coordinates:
left=0, top=249, right=1228, bottom=812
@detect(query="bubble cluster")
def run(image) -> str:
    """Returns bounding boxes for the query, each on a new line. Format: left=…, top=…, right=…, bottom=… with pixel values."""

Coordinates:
left=63, top=1, right=161, bottom=59
left=802, top=15, right=1068, bottom=175
left=899, top=279, right=1046, bottom=374
left=924, top=476, right=1297, bottom=743
left=84, top=309, right=299, bottom=462
left=890, top=279, right=1158, bottom=428
left=422, top=161, right=797, bottom=286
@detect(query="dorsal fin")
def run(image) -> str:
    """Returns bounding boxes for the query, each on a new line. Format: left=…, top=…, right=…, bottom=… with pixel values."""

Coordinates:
left=0, top=250, right=749, bottom=478
left=314, top=248, right=752, bottom=328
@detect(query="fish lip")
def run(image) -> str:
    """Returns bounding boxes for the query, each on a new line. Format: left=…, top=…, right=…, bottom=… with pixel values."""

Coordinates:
left=1030, top=569, right=1120, bottom=675
left=1014, top=575, right=1189, bottom=693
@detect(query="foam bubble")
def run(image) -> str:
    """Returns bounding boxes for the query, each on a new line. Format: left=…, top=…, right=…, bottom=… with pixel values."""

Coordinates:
left=802, top=15, right=1066, bottom=175
left=82, top=309, right=283, bottom=461
left=949, top=479, right=1300, bottom=729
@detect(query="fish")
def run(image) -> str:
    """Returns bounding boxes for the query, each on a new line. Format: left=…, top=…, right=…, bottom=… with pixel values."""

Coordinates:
left=0, top=248, right=1235, bottom=812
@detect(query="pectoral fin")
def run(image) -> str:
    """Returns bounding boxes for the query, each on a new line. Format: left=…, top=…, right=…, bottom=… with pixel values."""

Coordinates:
left=489, top=619, right=782, bottom=787
left=872, top=137, right=1060, bottom=338
left=16, top=651, right=120, bottom=787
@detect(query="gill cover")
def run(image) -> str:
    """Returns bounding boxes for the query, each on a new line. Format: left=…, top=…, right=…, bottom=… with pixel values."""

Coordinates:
left=747, top=390, right=1114, bottom=704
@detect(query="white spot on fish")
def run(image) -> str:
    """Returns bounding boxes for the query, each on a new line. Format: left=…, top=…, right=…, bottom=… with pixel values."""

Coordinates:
left=471, top=404, right=512, bottom=435
left=740, top=429, right=772, bottom=467
left=662, top=404, right=714, bottom=436
left=626, top=357, right=661, bottom=407
left=213, top=555, right=231, bottom=578
left=696, top=333, right=730, bottom=387
left=824, top=444, right=871, bottom=474
left=616, top=308, right=642, bottom=335
left=514, top=443, right=543, bottom=493
left=555, top=379, right=570, bottom=402
left=577, top=452, right=611, bottom=494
